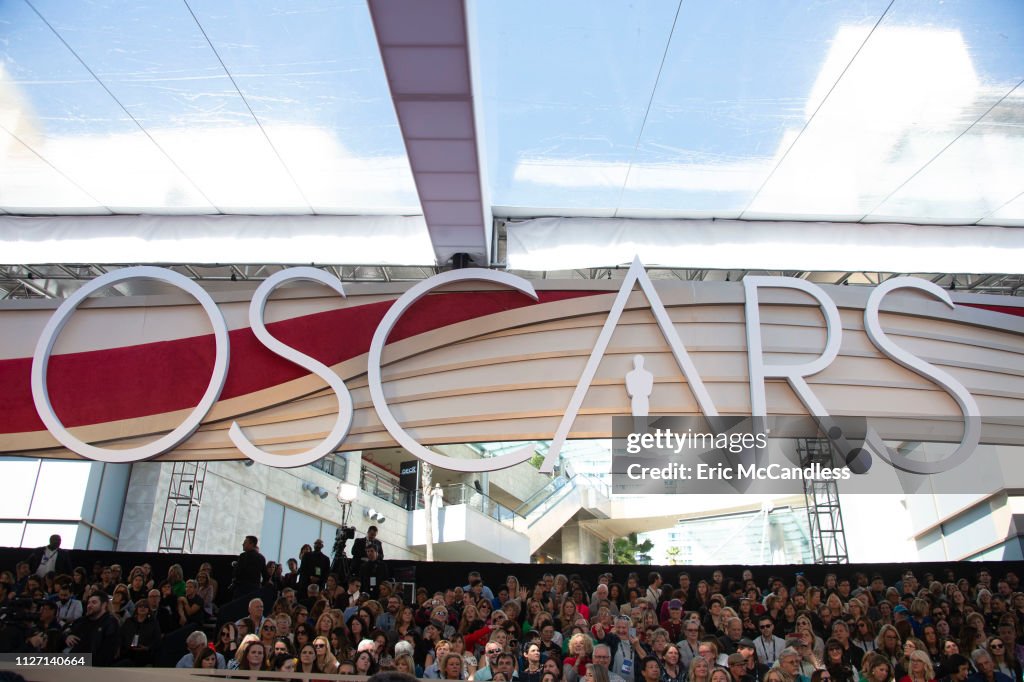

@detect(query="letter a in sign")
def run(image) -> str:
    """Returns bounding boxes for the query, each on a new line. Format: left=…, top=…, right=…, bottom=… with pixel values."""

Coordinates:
left=537, top=257, right=719, bottom=473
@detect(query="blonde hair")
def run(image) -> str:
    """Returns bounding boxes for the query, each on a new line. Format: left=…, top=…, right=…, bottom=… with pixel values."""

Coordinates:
left=313, top=635, right=340, bottom=673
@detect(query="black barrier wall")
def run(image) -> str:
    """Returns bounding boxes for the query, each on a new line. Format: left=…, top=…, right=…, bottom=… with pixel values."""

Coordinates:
left=4, top=545, right=1023, bottom=604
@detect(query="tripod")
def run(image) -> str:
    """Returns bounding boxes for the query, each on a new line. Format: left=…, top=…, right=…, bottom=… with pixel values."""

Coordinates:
left=331, top=526, right=353, bottom=579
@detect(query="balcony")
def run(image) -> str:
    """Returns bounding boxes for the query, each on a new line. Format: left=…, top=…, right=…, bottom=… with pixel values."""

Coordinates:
left=407, top=483, right=530, bottom=562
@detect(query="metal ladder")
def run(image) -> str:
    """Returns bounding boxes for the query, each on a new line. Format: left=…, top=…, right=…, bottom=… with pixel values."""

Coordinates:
left=157, top=461, right=207, bottom=553
left=797, top=438, right=849, bottom=564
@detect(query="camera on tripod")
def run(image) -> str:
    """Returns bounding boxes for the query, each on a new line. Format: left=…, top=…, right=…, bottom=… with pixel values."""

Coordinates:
left=331, top=525, right=356, bottom=578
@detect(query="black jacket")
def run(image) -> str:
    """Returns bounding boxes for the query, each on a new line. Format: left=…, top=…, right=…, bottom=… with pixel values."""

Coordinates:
left=26, top=545, right=73, bottom=577
left=358, top=558, right=388, bottom=599
left=298, top=550, right=331, bottom=589
left=67, top=612, right=120, bottom=667
left=119, top=614, right=162, bottom=665
left=233, top=549, right=266, bottom=592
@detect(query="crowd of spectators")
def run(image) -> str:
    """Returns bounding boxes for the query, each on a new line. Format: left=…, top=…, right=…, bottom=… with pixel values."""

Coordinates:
left=2, top=532, right=1024, bottom=682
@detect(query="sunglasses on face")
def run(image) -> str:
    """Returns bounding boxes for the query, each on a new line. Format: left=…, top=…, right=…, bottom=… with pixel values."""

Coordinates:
left=314, top=644, right=326, bottom=650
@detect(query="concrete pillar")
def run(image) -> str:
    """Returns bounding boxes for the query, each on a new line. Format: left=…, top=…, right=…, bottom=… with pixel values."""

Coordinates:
left=345, top=451, right=363, bottom=487
left=560, top=521, right=600, bottom=564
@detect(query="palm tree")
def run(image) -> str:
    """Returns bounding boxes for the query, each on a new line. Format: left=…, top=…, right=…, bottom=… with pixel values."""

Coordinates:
left=600, top=533, right=654, bottom=564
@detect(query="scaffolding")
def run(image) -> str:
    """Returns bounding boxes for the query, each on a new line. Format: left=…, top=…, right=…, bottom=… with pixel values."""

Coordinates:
left=797, top=438, right=849, bottom=564
left=157, top=461, right=208, bottom=554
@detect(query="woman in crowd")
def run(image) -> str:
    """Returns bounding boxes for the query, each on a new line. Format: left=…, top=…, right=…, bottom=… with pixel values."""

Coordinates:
left=662, top=644, right=686, bottom=682
left=564, top=632, right=594, bottom=679
left=986, top=636, right=1022, bottom=681
left=315, top=612, right=335, bottom=639
left=167, top=564, right=186, bottom=598
left=229, top=634, right=261, bottom=669
left=292, top=622, right=312, bottom=651
left=861, top=653, right=895, bottom=682
left=347, top=613, right=368, bottom=644
left=798, top=613, right=826, bottom=661
left=704, top=597, right=727, bottom=637
left=448, top=634, right=476, bottom=678
left=395, top=652, right=417, bottom=677
left=354, top=649, right=379, bottom=677
left=688, top=655, right=711, bottom=682
left=273, top=652, right=298, bottom=678
left=608, top=583, right=624, bottom=607
left=424, top=638, right=452, bottom=677
left=557, top=599, right=578, bottom=631
left=708, top=669, right=731, bottom=682
left=193, top=647, right=219, bottom=669
left=296, top=643, right=321, bottom=676
left=935, top=639, right=961, bottom=678
left=109, top=583, right=133, bottom=623
left=520, top=641, right=544, bottom=682
left=921, top=626, right=940, bottom=661
left=313, top=635, right=340, bottom=674
left=331, top=626, right=353, bottom=663
left=460, top=604, right=481, bottom=634
left=585, top=662, right=611, bottom=682
left=896, top=638, right=927, bottom=680
left=238, top=639, right=268, bottom=671
left=812, top=670, right=833, bottom=682
left=855, top=619, right=878, bottom=654
left=273, top=637, right=294, bottom=658
left=876, top=625, right=903, bottom=669
left=825, top=638, right=857, bottom=682
left=897, top=650, right=935, bottom=682
left=196, top=569, right=217, bottom=617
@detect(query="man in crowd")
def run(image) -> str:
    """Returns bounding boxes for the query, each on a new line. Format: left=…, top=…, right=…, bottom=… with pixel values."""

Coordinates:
left=736, top=639, right=769, bottom=682
left=593, top=643, right=629, bottom=682
left=970, top=649, right=1013, bottom=682
left=719, top=617, right=745, bottom=655
left=660, top=598, right=685, bottom=641
left=298, top=538, right=331, bottom=591
left=831, top=620, right=864, bottom=669
left=27, top=534, right=73, bottom=578
left=359, top=544, right=388, bottom=599
left=176, top=630, right=226, bottom=668
left=754, top=616, right=786, bottom=666
left=377, top=594, right=403, bottom=631
left=775, top=647, right=809, bottom=682
left=53, top=578, right=83, bottom=627
left=351, top=525, right=384, bottom=575
left=940, top=654, right=972, bottom=682
left=231, top=535, right=266, bottom=598
left=65, top=591, right=119, bottom=667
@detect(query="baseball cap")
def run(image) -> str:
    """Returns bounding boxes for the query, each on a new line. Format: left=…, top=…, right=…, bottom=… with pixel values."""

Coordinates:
left=893, top=605, right=909, bottom=614
left=738, top=639, right=755, bottom=649
left=669, top=599, right=683, bottom=609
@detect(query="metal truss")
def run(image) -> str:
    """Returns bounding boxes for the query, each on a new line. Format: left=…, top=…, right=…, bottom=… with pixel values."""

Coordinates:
left=1, top=262, right=1021, bottom=301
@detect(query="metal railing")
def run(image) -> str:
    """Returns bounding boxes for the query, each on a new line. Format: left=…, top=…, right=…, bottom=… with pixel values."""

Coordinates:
left=310, top=454, right=349, bottom=480
left=416, top=483, right=523, bottom=527
left=359, top=468, right=413, bottom=510
left=514, top=475, right=570, bottom=516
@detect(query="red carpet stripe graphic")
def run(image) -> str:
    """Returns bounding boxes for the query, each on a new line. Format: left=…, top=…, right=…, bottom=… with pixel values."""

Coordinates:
left=0, top=290, right=597, bottom=434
